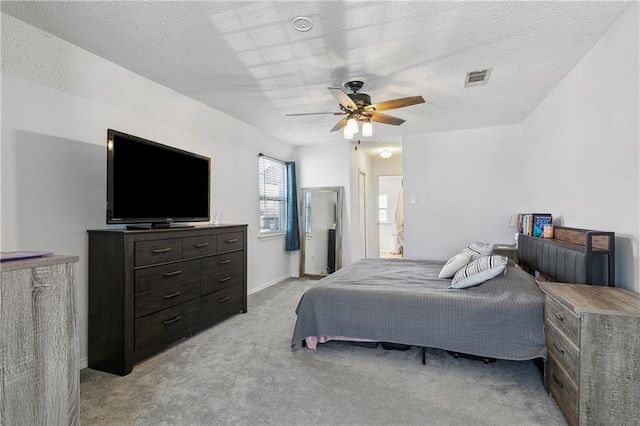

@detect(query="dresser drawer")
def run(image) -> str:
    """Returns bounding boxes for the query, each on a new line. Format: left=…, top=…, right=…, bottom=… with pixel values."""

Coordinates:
left=201, top=285, right=243, bottom=326
left=201, top=251, right=244, bottom=276
left=217, top=232, right=244, bottom=252
left=135, top=238, right=182, bottom=266
left=135, top=259, right=200, bottom=294
left=135, top=298, right=201, bottom=350
left=546, top=355, right=578, bottom=426
left=183, top=234, right=217, bottom=258
left=545, top=321, right=579, bottom=383
left=135, top=278, right=200, bottom=318
left=201, top=268, right=243, bottom=296
left=545, top=295, right=580, bottom=346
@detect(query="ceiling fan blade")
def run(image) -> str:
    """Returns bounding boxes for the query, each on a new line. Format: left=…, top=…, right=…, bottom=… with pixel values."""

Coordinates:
left=368, top=112, right=406, bottom=126
left=366, top=96, right=425, bottom=112
left=330, top=116, right=349, bottom=132
left=286, top=112, right=345, bottom=116
left=328, top=87, right=357, bottom=111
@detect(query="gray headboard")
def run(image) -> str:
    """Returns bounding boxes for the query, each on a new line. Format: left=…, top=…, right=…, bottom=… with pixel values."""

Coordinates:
left=517, top=226, right=615, bottom=286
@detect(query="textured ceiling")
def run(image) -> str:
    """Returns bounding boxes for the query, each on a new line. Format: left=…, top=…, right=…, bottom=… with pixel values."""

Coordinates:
left=1, top=1, right=631, bottom=148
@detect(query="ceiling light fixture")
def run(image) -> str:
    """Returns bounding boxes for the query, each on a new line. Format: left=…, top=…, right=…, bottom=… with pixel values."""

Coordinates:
left=361, top=119, right=373, bottom=138
left=346, top=117, right=358, bottom=135
left=292, top=16, right=313, bottom=32
left=380, top=150, right=392, bottom=159
left=342, top=115, right=373, bottom=140
left=343, top=126, right=355, bottom=140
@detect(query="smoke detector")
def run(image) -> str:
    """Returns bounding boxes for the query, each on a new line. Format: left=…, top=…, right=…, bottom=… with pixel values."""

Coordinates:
left=464, top=68, right=492, bottom=87
left=292, top=16, right=313, bottom=32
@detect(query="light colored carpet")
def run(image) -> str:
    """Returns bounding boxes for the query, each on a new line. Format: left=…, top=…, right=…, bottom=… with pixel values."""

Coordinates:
left=80, top=278, right=566, bottom=425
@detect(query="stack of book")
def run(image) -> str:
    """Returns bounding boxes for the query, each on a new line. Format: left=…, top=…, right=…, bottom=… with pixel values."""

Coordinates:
left=516, top=213, right=552, bottom=238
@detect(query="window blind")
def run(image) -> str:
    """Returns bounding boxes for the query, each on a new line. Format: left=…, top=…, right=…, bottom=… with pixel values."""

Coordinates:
left=259, top=156, right=286, bottom=234
left=304, top=192, right=312, bottom=235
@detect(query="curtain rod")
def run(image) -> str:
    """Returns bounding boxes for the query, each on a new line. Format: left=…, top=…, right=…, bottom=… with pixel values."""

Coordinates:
left=258, top=153, right=287, bottom=164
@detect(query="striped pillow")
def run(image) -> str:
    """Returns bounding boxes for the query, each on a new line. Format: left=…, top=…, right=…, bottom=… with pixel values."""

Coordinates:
left=449, top=255, right=508, bottom=289
left=462, top=241, right=494, bottom=260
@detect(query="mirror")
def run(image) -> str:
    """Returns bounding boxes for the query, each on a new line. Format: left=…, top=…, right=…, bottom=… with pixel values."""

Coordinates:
left=300, top=186, right=343, bottom=278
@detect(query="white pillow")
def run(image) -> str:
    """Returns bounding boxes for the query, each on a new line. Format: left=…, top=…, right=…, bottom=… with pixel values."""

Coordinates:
left=449, top=255, right=508, bottom=289
left=438, top=252, right=473, bottom=279
left=462, top=241, right=494, bottom=260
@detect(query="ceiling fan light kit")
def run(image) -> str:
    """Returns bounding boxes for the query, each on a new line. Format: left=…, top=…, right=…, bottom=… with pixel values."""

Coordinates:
left=343, top=126, right=355, bottom=140
left=286, top=78, right=425, bottom=140
left=361, top=120, right=373, bottom=138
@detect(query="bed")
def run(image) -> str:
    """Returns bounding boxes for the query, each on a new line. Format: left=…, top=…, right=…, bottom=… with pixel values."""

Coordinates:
left=291, top=257, right=547, bottom=361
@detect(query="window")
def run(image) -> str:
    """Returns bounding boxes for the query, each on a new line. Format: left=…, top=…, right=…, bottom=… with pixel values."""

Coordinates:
left=259, top=156, right=286, bottom=235
left=378, top=195, right=388, bottom=222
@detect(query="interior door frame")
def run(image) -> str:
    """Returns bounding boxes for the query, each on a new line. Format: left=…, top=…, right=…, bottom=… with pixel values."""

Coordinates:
left=358, top=170, right=367, bottom=259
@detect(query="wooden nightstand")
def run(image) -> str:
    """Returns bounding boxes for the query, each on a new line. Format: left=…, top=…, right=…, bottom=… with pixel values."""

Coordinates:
left=537, top=282, right=640, bottom=425
left=493, top=244, right=518, bottom=263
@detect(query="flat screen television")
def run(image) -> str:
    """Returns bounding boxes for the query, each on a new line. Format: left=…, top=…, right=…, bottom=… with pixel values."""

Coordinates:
left=107, top=129, right=210, bottom=228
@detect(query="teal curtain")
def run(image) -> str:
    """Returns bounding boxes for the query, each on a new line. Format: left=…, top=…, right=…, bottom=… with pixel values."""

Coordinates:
left=285, top=162, right=300, bottom=251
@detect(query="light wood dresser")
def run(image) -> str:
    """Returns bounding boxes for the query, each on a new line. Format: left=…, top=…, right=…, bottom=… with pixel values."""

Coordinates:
left=1, top=255, right=80, bottom=425
left=538, top=281, right=640, bottom=425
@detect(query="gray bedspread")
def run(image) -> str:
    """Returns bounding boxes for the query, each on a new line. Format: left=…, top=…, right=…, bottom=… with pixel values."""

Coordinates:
left=291, top=258, right=547, bottom=361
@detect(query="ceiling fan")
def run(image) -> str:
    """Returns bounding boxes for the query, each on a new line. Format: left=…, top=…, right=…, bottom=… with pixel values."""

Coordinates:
left=286, top=78, right=425, bottom=139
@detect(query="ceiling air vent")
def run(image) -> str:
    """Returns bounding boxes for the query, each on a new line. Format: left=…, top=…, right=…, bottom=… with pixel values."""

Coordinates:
left=464, top=68, right=492, bottom=87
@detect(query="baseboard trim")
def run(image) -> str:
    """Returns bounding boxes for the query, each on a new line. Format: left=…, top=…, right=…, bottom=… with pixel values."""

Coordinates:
left=248, top=274, right=291, bottom=295
left=79, top=356, right=88, bottom=370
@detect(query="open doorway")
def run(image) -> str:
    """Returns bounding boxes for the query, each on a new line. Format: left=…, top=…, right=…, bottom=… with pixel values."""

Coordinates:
left=378, top=175, right=403, bottom=258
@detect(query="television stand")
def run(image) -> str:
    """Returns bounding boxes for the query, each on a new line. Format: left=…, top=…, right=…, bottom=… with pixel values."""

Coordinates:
left=88, top=224, right=247, bottom=375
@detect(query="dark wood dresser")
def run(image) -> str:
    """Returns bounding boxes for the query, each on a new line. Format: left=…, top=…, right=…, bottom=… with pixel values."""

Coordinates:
left=88, top=224, right=247, bottom=376
left=538, top=281, right=640, bottom=425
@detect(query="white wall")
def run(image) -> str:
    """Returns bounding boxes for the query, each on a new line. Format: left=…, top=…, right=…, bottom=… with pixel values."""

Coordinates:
left=372, top=154, right=403, bottom=177
left=403, top=125, right=523, bottom=260
left=520, top=2, right=639, bottom=291
left=295, top=143, right=352, bottom=267
left=1, top=15, right=296, bottom=367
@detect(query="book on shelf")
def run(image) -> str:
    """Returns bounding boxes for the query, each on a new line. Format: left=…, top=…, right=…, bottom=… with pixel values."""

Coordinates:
left=532, top=213, right=552, bottom=238
left=516, top=213, right=552, bottom=237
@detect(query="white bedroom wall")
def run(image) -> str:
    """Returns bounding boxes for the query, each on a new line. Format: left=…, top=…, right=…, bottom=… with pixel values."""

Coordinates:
left=1, top=14, right=296, bottom=367
left=520, top=2, right=640, bottom=292
left=403, top=125, right=523, bottom=260
left=295, top=143, right=352, bottom=267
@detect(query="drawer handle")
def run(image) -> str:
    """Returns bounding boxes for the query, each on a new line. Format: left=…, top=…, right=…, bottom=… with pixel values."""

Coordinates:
left=553, top=313, right=564, bottom=322
left=152, top=248, right=172, bottom=254
left=552, top=374, right=564, bottom=389
left=218, top=276, right=231, bottom=283
left=193, top=242, right=209, bottom=248
left=163, top=291, right=182, bottom=299
left=225, top=238, right=238, bottom=243
left=218, top=296, right=231, bottom=303
left=218, top=259, right=231, bottom=265
left=164, top=270, right=183, bottom=277
left=163, top=316, right=182, bottom=325
left=552, top=342, right=565, bottom=355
